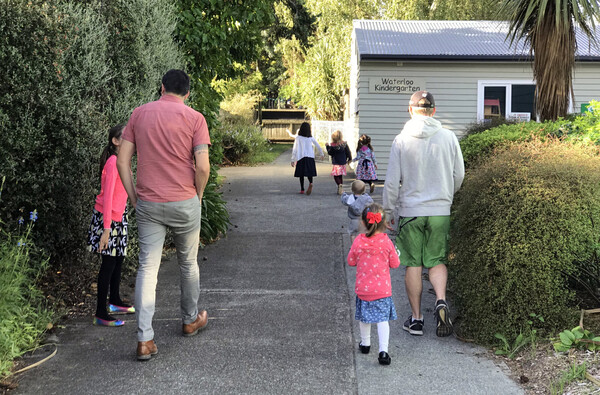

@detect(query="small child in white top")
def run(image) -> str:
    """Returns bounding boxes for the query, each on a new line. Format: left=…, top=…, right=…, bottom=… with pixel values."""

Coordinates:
left=341, top=180, right=374, bottom=241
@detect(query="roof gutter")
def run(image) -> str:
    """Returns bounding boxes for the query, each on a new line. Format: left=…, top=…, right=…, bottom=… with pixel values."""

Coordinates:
left=360, top=54, right=600, bottom=62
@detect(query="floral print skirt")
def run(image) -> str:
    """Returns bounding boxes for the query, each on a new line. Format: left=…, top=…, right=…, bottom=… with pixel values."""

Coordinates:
left=87, top=208, right=128, bottom=257
left=355, top=296, right=397, bottom=323
left=330, top=164, right=347, bottom=176
left=355, top=159, right=377, bottom=181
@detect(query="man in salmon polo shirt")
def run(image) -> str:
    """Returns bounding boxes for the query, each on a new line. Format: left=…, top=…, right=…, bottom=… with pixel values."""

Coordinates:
left=117, top=69, right=211, bottom=361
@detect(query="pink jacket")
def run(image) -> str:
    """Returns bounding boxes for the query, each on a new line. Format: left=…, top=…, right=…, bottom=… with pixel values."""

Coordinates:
left=347, top=233, right=401, bottom=301
left=94, top=155, right=128, bottom=228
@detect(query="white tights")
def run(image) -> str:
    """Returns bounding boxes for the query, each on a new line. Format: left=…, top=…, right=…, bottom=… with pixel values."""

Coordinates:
left=359, top=321, right=389, bottom=353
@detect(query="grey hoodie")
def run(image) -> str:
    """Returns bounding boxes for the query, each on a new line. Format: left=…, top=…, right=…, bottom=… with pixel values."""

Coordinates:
left=383, top=115, right=464, bottom=218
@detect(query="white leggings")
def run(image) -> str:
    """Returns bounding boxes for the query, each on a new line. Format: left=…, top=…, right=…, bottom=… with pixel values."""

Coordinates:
left=359, top=321, right=389, bottom=353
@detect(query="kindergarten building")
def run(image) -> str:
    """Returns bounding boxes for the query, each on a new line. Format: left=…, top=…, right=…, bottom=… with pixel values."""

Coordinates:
left=348, top=20, right=600, bottom=178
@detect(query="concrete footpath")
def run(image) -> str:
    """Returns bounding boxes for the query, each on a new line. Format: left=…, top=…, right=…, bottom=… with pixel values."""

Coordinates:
left=14, top=151, right=523, bottom=394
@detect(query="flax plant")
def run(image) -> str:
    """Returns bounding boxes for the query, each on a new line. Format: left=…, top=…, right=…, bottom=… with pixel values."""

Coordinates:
left=502, top=0, right=599, bottom=121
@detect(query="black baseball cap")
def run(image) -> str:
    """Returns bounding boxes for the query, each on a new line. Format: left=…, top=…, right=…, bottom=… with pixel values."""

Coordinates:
left=409, top=91, right=435, bottom=108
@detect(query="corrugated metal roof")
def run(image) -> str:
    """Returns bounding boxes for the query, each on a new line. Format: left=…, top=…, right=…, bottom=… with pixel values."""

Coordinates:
left=354, top=20, right=600, bottom=61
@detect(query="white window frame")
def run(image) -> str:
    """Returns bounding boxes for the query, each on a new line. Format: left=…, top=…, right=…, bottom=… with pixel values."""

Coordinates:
left=477, top=80, right=537, bottom=122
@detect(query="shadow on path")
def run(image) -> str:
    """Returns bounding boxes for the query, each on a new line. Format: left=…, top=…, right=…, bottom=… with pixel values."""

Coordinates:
left=14, top=150, right=522, bottom=394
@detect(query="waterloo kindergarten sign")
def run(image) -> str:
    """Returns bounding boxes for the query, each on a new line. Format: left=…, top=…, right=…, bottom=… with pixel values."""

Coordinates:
left=369, top=77, right=425, bottom=94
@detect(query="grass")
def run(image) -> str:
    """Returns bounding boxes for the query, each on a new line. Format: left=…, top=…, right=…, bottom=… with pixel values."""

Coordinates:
left=245, top=143, right=292, bottom=165
left=0, top=181, right=52, bottom=380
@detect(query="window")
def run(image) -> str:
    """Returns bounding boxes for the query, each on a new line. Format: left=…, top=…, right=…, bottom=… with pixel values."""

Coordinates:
left=477, top=81, right=536, bottom=122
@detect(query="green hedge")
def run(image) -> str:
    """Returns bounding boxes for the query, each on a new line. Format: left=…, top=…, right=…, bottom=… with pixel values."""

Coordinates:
left=0, top=0, right=183, bottom=265
left=449, top=139, right=600, bottom=343
left=459, top=101, right=600, bottom=168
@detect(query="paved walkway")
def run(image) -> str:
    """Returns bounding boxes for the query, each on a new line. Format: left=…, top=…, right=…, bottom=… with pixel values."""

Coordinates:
left=15, top=151, right=523, bottom=394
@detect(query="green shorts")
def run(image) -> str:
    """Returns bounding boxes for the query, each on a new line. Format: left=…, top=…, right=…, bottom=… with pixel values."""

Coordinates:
left=395, top=216, right=450, bottom=268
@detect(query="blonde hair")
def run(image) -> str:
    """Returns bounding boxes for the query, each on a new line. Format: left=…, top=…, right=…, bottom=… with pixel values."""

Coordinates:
left=351, top=180, right=366, bottom=195
left=331, top=130, right=342, bottom=143
left=361, top=203, right=386, bottom=238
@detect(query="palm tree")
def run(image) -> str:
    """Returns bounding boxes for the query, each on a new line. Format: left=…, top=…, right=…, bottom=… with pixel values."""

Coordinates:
left=502, top=0, right=599, bottom=121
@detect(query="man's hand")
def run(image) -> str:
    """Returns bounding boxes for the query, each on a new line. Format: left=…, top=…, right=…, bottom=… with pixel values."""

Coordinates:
left=291, top=161, right=295, bottom=167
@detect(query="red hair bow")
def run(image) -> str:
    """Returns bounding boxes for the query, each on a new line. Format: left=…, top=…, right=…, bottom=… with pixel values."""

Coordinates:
left=367, top=212, right=382, bottom=224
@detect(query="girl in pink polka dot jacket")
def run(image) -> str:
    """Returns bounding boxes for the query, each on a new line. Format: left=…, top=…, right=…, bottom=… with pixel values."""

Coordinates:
left=347, top=203, right=401, bottom=365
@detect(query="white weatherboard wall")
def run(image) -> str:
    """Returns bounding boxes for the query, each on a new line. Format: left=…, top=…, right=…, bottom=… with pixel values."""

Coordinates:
left=356, top=61, right=600, bottom=179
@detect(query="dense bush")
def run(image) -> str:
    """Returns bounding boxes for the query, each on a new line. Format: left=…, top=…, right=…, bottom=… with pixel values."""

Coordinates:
left=213, top=121, right=270, bottom=165
left=459, top=102, right=600, bottom=168
left=450, top=139, right=600, bottom=344
left=463, top=117, right=520, bottom=136
left=0, top=0, right=183, bottom=266
left=459, top=120, right=566, bottom=168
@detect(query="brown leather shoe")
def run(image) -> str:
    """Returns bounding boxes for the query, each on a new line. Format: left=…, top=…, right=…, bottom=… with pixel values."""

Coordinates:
left=137, top=340, right=158, bottom=361
left=182, top=310, right=208, bottom=337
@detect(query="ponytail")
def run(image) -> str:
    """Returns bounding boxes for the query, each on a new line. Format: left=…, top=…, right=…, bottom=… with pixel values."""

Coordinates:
left=99, top=124, right=125, bottom=179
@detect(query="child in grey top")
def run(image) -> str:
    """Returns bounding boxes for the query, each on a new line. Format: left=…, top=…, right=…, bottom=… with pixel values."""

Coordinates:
left=341, top=180, right=374, bottom=241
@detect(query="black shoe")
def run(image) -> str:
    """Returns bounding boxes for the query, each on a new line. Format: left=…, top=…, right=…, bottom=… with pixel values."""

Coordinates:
left=435, top=299, right=453, bottom=337
left=358, top=342, right=370, bottom=354
left=403, top=315, right=424, bottom=336
left=378, top=351, right=391, bottom=365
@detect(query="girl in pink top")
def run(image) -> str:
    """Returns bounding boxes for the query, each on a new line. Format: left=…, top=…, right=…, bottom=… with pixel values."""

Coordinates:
left=87, top=125, right=133, bottom=327
left=347, top=203, right=400, bottom=365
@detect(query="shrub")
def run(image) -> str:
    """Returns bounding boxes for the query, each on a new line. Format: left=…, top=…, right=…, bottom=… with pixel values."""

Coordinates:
left=463, top=117, right=520, bottom=136
left=449, top=139, right=600, bottom=344
left=459, top=120, right=567, bottom=168
left=213, top=121, right=269, bottom=165
left=0, top=0, right=182, bottom=267
left=459, top=103, right=600, bottom=169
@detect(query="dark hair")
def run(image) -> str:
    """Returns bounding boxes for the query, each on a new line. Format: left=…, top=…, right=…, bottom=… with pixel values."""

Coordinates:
left=99, top=124, right=125, bottom=179
left=357, top=134, right=374, bottom=151
left=298, top=122, right=312, bottom=137
left=162, top=69, right=190, bottom=96
left=361, top=203, right=386, bottom=238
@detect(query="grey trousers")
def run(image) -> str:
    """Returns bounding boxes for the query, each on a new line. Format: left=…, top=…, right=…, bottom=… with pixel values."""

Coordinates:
left=135, top=196, right=201, bottom=342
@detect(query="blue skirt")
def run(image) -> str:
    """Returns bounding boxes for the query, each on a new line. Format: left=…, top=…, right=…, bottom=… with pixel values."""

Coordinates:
left=355, top=296, right=397, bottom=323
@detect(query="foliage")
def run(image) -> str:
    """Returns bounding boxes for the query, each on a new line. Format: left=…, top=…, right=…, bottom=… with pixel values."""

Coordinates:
left=200, top=175, right=229, bottom=245
left=494, top=313, right=544, bottom=358
left=0, top=180, right=52, bottom=379
left=175, top=0, right=276, bottom=129
left=0, top=0, right=182, bottom=266
left=218, top=90, right=263, bottom=125
left=212, top=121, right=270, bottom=165
left=459, top=120, right=566, bottom=167
left=449, top=139, right=600, bottom=344
left=553, top=326, right=600, bottom=352
left=494, top=332, right=529, bottom=359
left=247, top=143, right=293, bottom=166
left=463, top=117, right=521, bottom=136
left=549, top=362, right=588, bottom=395
left=460, top=104, right=600, bottom=168
left=502, top=0, right=599, bottom=121
left=280, top=0, right=506, bottom=119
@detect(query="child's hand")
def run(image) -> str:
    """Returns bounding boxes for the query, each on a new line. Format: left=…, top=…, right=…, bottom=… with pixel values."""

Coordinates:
left=99, top=230, right=110, bottom=251
left=375, top=164, right=378, bottom=170
left=385, top=220, right=395, bottom=231
left=291, top=161, right=295, bottom=167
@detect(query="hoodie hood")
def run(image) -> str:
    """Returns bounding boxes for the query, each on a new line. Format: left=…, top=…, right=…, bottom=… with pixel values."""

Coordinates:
left=403, top=115, right=442, bottom=139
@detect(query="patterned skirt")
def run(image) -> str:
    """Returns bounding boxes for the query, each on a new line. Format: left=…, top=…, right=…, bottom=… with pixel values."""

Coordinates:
left=330, top=164, right=347, bottom=176
left=355, top=159, right=378, bottom=181
left=355, top=296, right=397, bottom=323
left=87, top=208, right=128, bottom=257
